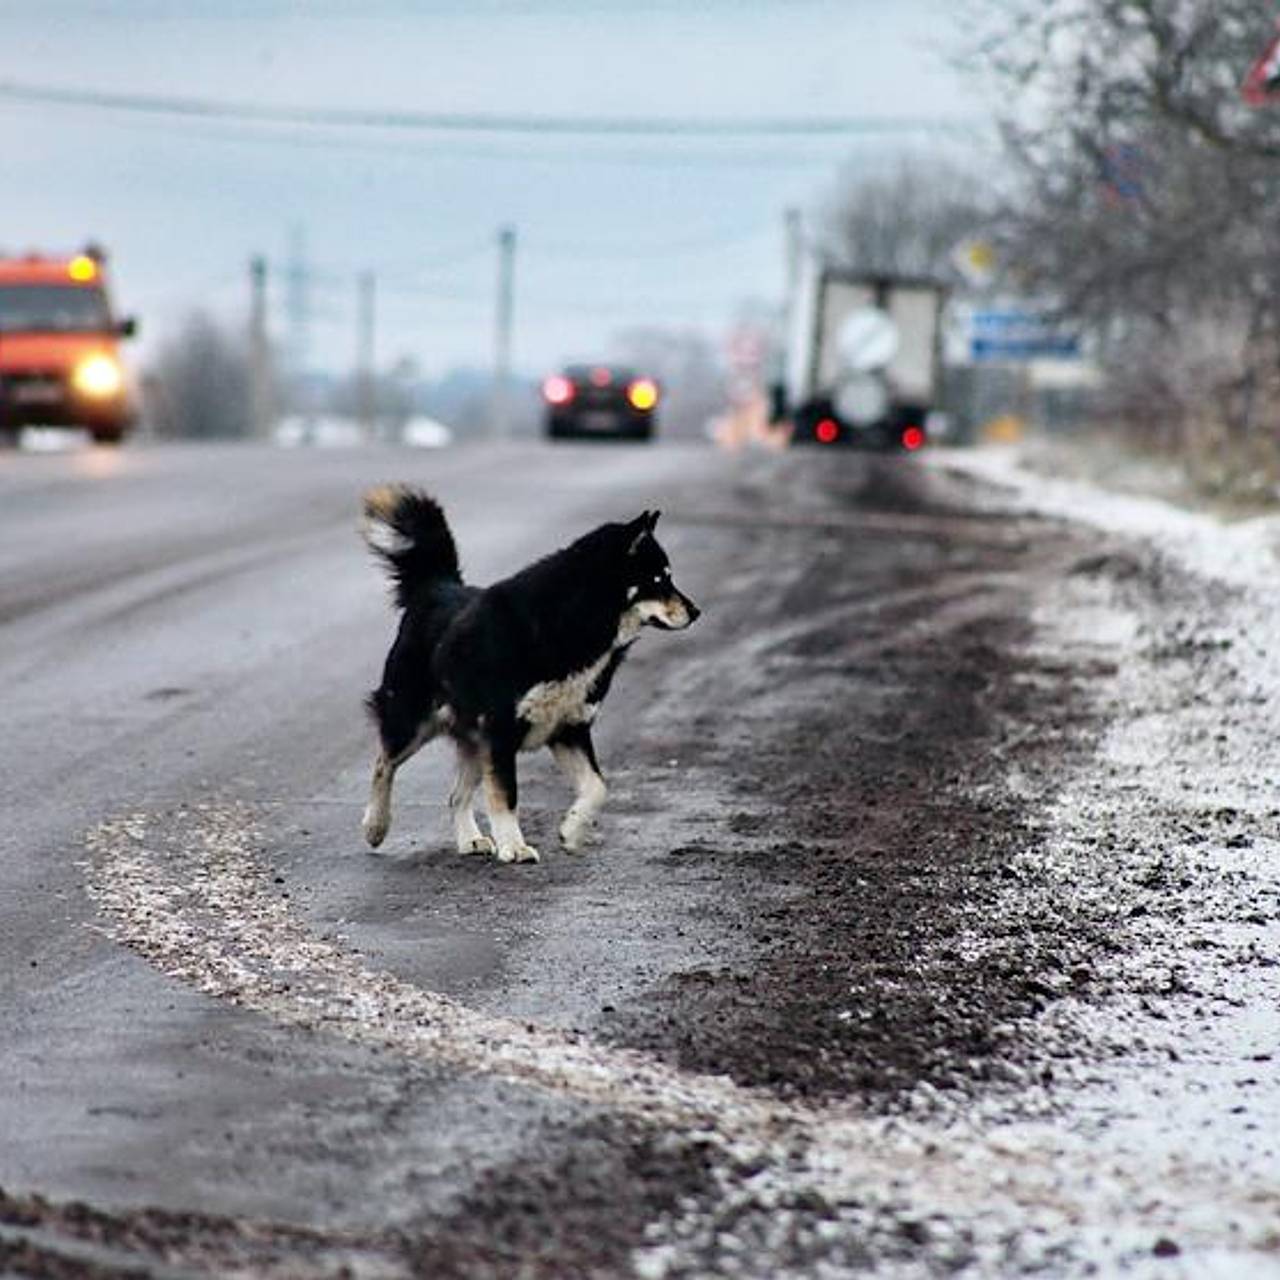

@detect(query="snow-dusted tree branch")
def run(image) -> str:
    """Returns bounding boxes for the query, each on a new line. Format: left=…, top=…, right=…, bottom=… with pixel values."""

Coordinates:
left=968, top=0, right=1280, bottom=447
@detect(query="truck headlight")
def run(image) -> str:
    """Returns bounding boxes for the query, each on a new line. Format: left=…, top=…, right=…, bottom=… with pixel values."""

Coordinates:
left=72, top=354, right=124, bottom=399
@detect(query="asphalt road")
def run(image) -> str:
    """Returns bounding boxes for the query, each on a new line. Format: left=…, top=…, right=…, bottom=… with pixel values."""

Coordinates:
left=0, top=440, right=730, bottom=1184
left=1, top=438, right=1275, bottom=1279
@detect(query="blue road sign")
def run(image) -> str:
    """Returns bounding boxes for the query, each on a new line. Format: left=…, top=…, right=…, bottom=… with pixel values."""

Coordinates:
left=969, top=309, right=1080, bottom=362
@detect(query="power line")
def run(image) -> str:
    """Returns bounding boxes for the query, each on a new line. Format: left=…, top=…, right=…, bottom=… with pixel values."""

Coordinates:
left=43, top=106, right=873, bottom=169
left=0, top=80, right=976, bottom=138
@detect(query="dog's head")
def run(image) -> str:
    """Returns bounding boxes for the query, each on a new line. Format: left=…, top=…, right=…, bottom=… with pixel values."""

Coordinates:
left=619, top=510, right=700, bottom=630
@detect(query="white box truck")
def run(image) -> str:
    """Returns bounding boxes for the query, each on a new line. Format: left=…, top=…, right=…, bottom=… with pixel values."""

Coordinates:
left=778, top=261, right=947, bottom=450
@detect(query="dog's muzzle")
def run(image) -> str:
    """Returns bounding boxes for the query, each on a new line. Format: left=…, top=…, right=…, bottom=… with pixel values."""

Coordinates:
left=651, top=590, right=701, bottom=630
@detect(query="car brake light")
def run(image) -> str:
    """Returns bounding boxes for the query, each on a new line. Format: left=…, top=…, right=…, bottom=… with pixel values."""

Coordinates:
left=542, top=375, right=575, bottom=406
left=626, top=378, right=659, bottom=411
left=901, top=425, right=925, bottom=451
left=590, top=367, right=612, bottom=387
left=815, top=418, right=839, bottom=444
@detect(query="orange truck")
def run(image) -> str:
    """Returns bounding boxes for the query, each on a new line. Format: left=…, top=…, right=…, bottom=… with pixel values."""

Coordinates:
left=0, top=246, right=138, bottom=444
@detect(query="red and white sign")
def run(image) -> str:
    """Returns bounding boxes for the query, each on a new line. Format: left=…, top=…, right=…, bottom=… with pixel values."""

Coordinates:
left=1242, top=22, right=1280, bottom=106
left=725, top=325, right=768, bottom=374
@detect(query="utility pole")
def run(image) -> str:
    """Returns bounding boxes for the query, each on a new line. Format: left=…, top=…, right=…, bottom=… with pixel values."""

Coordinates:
left=285, top=225, right=310, bottom=402
left=492, top=224, right=516, bottom=439
left=356, top=270, right=377, bottom=440
left=248, top=255, right=272, bottom=438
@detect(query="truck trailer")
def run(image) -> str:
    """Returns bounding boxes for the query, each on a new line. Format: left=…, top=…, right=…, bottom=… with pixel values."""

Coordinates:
left=779, top=260, right=946, bottom=451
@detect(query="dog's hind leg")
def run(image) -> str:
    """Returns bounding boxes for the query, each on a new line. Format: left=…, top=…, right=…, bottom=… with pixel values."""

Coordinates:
left=362, top=750, right=398, bottom=848
left=362, top=721, right=434, bottom=849
left=450, top=746, right=495, bottom=855
left=481, top=730, right=539, bottom=865
left=550, top=725, right=607, bottom=853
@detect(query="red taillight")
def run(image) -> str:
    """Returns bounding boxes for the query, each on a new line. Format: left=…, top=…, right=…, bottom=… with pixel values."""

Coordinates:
left=543, top=375, right=575, bottom=406
left=815, top=418, right=839, bottom=445
left=901, top=425, right=925, bottom=451
left=626, top=378, right=659, bottom=411
left=590, top=366, right=613, bottom=387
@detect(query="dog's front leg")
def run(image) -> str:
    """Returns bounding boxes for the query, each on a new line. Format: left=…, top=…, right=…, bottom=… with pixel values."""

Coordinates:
left=482, top=729, right=539, bottom=864
left=551, top=726, right=607, bottom=853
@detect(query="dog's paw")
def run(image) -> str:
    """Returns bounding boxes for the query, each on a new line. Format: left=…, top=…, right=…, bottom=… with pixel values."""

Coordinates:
left=496, top=841, right=540, bottom=865
left=458, top=834, right=497, bottom=856
left=362, top=807, right=389, bottom=849
left=558, top=814, right=591, bottom=853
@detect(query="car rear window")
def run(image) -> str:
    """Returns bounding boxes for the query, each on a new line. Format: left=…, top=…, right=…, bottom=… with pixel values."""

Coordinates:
left=564, top=365, right=635, bottom=383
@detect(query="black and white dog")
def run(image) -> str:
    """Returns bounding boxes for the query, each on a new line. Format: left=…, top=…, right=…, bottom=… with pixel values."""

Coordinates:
left=360, top=487, right=700, bottom=863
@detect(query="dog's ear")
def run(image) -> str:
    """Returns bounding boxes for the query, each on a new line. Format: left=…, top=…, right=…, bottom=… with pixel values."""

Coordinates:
left=645, top=509, right=661, bottom=531
left=626, top=511, right=653, bottom=555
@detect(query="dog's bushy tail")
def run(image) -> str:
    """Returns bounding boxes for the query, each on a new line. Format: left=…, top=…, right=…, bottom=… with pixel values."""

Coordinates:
left=361, top=485, right=461, bottom=608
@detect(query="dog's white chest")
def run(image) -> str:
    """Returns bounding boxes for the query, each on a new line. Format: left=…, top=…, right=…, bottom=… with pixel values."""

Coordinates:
left=516, top=650, right=612, bottom=750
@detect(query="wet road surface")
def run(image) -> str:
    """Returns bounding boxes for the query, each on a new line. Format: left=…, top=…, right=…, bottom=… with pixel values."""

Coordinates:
left=1, top=440, right=1276, bottom=1278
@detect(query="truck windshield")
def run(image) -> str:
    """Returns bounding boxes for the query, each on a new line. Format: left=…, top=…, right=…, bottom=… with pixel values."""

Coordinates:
left=0, top=284, right=112, bottom=333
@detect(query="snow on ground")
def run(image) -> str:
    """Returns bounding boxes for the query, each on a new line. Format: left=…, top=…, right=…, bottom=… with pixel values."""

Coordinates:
left=925, top=444, right=1280, bottom=1278
left=936, top=442, right=1280, bottom=594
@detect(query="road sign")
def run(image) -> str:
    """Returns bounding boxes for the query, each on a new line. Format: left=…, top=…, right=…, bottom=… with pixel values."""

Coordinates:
left=1243, top=22, right=1280, bottom=105
left=836, top=307, right=899, bottom=372
left=969, top=309, right=1080, bottom=362
left=952, top=239, right=997, bottom=288
left=726, top=324, right=769, bottom=373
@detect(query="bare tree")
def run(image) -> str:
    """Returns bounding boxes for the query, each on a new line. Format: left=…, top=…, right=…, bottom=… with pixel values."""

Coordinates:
left=144, top=311, right=255, bottom=439
left=968, top=0, right=1280, bottom=451
left=818, top=156, right=989, bottom=279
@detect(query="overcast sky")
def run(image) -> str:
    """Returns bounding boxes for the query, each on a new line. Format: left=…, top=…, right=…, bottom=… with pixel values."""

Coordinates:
left=0, top=1, right=986, bottom=379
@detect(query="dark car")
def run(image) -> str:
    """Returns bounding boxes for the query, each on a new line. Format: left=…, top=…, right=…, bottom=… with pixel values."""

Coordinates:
left=543, top=364, right=659, bottom=441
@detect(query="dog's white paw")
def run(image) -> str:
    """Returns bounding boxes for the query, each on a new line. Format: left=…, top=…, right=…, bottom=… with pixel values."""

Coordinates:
left=362, top=806, right=389, bottom=849
left=496, top=841, right=540, bottom=865
left=458, top=834, right=497, bottom=856
left=558, top=813, right=592, bottom=853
